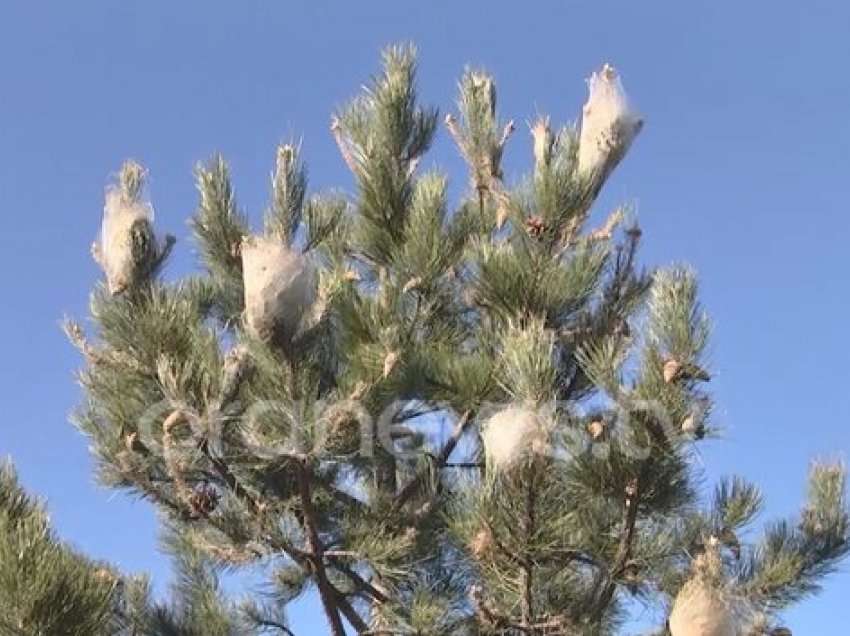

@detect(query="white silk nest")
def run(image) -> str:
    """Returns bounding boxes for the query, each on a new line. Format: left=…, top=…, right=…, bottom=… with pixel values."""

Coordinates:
left=481, top=406, right=549, bottom=471
left=669, top=542, right=743, bottom=636
left=669, top=580, right=737, bottom=636
left=241, top=236, right=317, bottom=341
left=577, top=64, right=643, bottom=179
left=100, top=188, right=155, bottom=294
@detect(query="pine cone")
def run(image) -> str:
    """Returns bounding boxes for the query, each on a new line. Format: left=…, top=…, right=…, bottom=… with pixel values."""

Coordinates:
left=402, top=276, right=422, bottom=294
left=470, top=527, right=494, bottom=558
left=124, top=432, right=149, bottom=455
left=664, top=357, right=711, bottom=384
left=681, top=414, right=697, bottom=434
left=587, top=419, right=607, bottom=441
left=189, top=483, right=220, bottom=519
left=663, top=358, right=682, bottom=383
left=623, top=560, right=642, bottom=591
left=382, top=350, right=400, bottom=378
left=525, top=215, right=547, bottom=239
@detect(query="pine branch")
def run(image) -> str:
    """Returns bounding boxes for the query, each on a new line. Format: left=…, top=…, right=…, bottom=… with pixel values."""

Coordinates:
left=327, top=557, right=390, bottom=604
left=0, top=461, right=119, bottom=634
left=593, top=477, right=641, bottom=619
left=332, top=585, right=371, bottom=633
left=266, top=143, right=307, bottom=244
left=391, top=410, right=472, bottom=514
left=295, top=461, right=349, bottom=636
left=190, top=155, right=248, bottom=320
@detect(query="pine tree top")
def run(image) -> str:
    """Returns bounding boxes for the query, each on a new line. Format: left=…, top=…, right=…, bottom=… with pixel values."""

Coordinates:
left=57, top=44, right=849, bottom=635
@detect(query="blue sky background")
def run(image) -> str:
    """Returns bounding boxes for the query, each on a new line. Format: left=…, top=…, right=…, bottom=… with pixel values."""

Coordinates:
left=1, top=1, right=848, bottom=632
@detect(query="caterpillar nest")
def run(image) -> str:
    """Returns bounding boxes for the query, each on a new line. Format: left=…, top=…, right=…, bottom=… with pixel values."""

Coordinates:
left=669, top=539, right=740, bottom=636
left=481, top=406, right=549, bottom=472
left=241, top=235, right=317, bottom=341
left=98, top=185, right=158, bottom=295
left=578, top=64, right=643, bottom=181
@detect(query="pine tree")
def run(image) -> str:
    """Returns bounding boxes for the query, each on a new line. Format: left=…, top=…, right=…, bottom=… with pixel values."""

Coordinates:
left=64, top=45, right=848, bottom=635
left=0, top=460, right=281, bottom=635
left=0, top=460, right=120, bottom=635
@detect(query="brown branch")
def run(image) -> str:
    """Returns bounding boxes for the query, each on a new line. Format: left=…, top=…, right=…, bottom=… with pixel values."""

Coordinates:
left=325, top=556, right=390, bottom=632
left=296, top=460, right=348, bottom=636
left=391, top=410, right=473, bottom=514
left=613, top=481, right=641, bottom=576
left=593, top=477, right=641, bottom=619
left=138, top=479, right=193, bottom=522
left=327, top=558, right=390, bottom=604
left=470, top=585, right=511, bottom=630
left=470, top=586, right=574, bottom=634
left=135, top=403, right=370, bottom=632
left=525, top=615, right=575, bottom=634
left=196, top=425, right=367, bottom=633
left=158, top=403, right=263, bottom=518
left=331, top=584, right=371, bottom=633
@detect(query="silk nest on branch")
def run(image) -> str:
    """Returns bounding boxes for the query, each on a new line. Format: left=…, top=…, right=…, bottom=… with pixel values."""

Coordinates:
left=577, top=64, right=643, bottom=181
left=669, top=539, right=744, bottom=636
left=481, top=405, right=550, bottom=472
left=97, top=187, right=157, bottom=294
left=241, top=235, right=317, bottom=341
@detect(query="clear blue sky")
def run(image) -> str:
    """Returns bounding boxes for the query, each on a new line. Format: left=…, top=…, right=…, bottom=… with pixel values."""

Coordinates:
left=1, top=1, right=848, bottom=632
